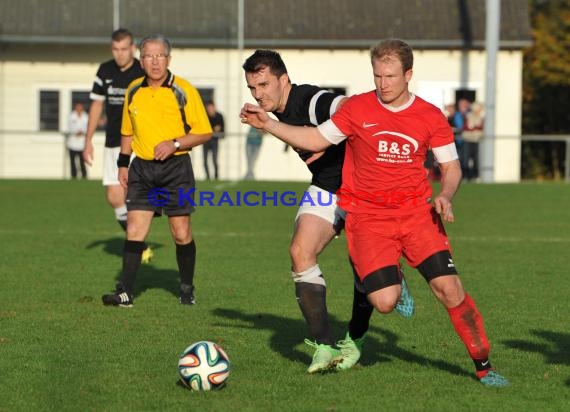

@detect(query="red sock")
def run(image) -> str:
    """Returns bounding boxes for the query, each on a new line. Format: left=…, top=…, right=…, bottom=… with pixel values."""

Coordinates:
left=476, top=368, right=492, bottom=379
left=447, top=293, right=490, bottom=361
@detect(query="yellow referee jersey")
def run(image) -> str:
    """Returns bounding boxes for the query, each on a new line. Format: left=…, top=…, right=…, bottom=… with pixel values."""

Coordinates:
left=121, top=71, right=213, bottom=160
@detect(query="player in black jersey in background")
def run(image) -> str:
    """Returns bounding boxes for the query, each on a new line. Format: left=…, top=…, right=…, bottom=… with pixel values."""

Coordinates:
left=83, top=28, right=152, bottom=263
left=242, top=50, right=415, bottom=373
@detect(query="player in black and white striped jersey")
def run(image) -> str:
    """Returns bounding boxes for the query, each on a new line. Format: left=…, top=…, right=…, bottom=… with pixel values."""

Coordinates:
left=83, top=28, right=153, bottom=263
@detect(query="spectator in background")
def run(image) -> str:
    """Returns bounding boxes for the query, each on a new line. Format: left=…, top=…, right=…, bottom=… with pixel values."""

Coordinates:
left=445, top=103, right=461, bottom=155
left=244, top=126, right=265, bottom=180
left=453, top=98, right=472, bottom=178
left=445, top=103, right=457, bottom=130
left=203, top=101, right=225, bottom=180
left=462, top=102, right=484, bottom=181
left=67, top=101, right=88, bottom=179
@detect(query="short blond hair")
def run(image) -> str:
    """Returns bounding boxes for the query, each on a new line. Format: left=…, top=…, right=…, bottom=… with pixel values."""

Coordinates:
left=370, top=39, right=414, bottom=72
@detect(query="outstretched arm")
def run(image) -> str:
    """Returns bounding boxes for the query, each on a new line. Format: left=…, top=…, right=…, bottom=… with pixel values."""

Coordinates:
left=240, top=103, right=332, bottom=152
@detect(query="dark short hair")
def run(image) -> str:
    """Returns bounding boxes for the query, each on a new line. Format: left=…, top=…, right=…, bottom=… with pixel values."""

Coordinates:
left=111, top=28, right=134, bottom=44
left=242, top=49, right=288, bottom=79
left=370, top=39, right=414, bottom=73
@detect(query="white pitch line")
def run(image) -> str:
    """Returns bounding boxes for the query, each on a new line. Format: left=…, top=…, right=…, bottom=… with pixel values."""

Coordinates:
left=453, top=235, right=570, bottom=243
left=212, top=181, right=239, bottom=191
left=0, top=228, right=286, bottom=238
left=0, top=228, right=568, bottom=243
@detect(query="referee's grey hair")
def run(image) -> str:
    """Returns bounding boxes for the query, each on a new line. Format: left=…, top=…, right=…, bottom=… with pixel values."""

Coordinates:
left=139, top=34, right=172, bottom=56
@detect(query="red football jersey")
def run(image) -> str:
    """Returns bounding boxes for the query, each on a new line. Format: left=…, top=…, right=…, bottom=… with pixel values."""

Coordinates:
left=323, top=91, right=454, bottom=214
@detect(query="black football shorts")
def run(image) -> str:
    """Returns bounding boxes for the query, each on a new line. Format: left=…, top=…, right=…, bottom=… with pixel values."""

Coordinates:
left=126, top=154, right=196, bottom=216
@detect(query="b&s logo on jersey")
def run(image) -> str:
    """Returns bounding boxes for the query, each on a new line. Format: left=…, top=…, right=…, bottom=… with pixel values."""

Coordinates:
left=374, top=131, right=419, bottom=164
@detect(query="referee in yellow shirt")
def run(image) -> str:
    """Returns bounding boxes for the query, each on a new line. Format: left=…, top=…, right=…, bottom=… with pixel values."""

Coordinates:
left=102, top=34, right=212, bottom=307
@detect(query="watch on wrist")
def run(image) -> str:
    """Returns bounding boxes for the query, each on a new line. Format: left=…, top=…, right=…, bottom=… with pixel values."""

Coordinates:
left=173, top=139, right=181, bottom=150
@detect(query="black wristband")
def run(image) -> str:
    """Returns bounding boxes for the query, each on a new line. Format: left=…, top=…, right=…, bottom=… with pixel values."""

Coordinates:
left=117, top=153, right=131, bottom=168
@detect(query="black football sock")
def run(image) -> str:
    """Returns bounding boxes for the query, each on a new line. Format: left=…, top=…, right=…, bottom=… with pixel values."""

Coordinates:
left=295, top=280, right=334, bottom=345
left=177, top=241, right=196, bottom=288
left=117, top=219, right=128, bottom=231
left=474, top=359, right=493, bottom=379
left=348, top=285, right=373, bottom=340
left=118, top=240, right=145, bottom=294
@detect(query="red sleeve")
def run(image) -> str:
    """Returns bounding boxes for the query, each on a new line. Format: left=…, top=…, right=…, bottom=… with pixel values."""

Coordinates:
left=428, top=109, right=455, bottom=149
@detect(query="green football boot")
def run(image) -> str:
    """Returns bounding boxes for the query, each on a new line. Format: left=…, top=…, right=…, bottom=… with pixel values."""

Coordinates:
left=304, top=339, right=340, bottom=374
left=334, top=332, right=366, bottom=371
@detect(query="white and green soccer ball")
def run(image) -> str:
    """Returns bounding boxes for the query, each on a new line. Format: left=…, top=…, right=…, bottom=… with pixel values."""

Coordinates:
left=178, top=340, right=230, bottom=391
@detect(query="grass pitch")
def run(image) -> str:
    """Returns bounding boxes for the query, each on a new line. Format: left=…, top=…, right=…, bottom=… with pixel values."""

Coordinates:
left=0, top=179, right=569, bottom=411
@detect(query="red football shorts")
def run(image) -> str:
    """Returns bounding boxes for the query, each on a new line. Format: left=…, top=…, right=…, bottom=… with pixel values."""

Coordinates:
left=346, top=205, right=453, bottom=281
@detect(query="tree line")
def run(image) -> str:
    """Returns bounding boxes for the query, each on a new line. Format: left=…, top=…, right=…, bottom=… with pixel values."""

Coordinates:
left=522, top=0, right=570, bottom=179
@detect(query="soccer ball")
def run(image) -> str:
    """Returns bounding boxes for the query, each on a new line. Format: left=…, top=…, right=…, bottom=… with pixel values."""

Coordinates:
left=178, top=341, right=230, bottom=391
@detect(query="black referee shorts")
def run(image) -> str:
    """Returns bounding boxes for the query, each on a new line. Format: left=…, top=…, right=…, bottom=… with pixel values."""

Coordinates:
left=126, top=155, right=196, bottom=216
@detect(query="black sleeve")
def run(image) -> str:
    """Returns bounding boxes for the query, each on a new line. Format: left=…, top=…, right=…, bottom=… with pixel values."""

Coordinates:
left=90, top=64, right=106, bottom=98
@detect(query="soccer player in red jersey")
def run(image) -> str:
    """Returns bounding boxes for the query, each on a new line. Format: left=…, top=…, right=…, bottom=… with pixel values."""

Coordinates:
left=240, top=39, right=508, bottom=387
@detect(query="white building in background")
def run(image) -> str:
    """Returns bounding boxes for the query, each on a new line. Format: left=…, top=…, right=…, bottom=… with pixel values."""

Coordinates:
left=0, top=0, right=532, bottom=182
